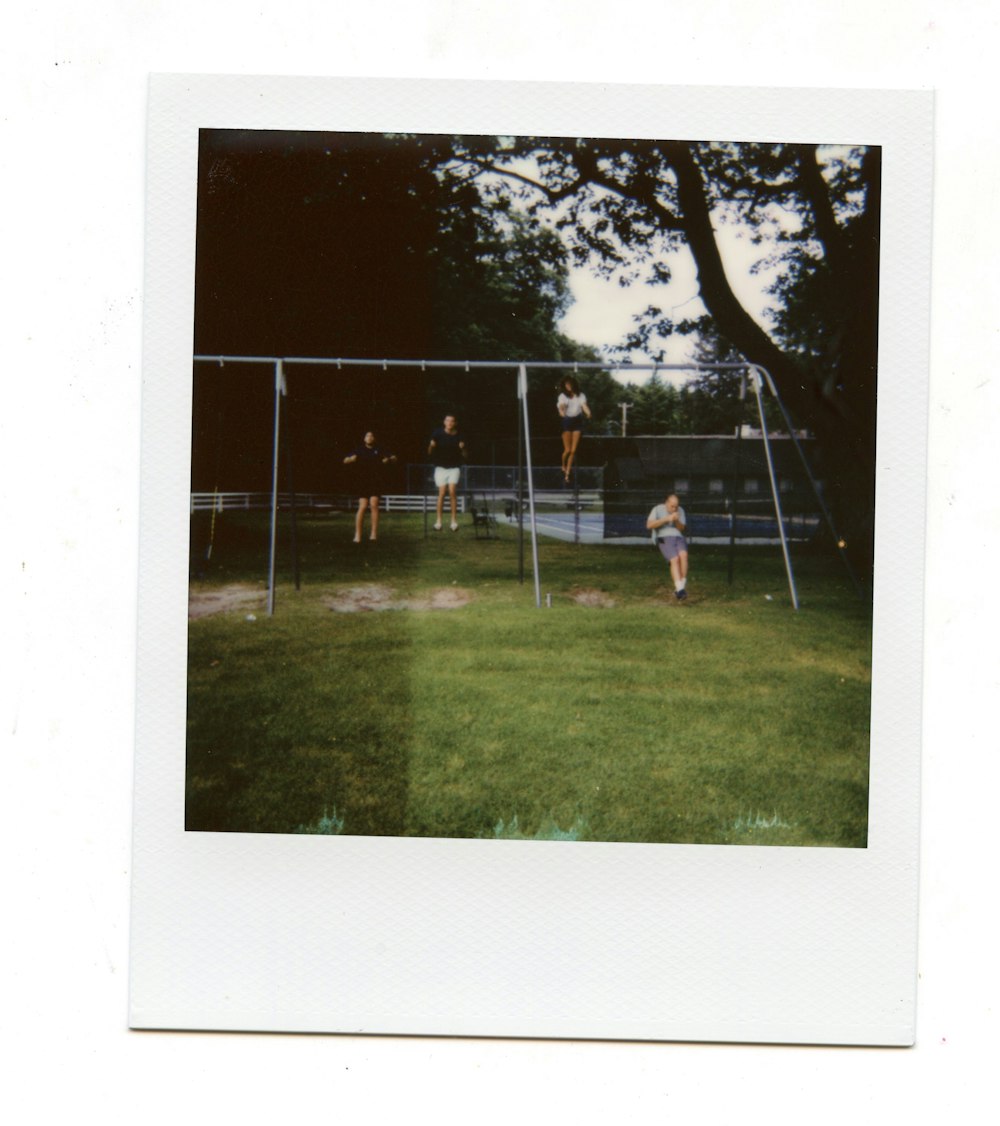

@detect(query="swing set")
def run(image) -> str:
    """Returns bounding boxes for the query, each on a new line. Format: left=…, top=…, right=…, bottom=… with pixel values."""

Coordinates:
left=192, top=353, right=859, bottom=614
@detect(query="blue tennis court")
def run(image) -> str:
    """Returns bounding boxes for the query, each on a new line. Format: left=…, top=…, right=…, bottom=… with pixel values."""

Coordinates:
left=524, top=509, right=820, bottom=545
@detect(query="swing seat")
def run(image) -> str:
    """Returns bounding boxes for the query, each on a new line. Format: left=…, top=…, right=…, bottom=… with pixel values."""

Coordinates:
left=469, top=494, right=499, bottom=539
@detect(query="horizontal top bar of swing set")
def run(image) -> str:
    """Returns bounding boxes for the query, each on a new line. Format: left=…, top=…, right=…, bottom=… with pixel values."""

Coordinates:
left=193, top=354, right=758, bottom=374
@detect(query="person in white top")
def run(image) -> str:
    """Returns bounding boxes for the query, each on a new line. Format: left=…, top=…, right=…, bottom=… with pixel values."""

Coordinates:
left=646, top=493, right=690, bottom=601
left=556, top=376, right=592, bottom=484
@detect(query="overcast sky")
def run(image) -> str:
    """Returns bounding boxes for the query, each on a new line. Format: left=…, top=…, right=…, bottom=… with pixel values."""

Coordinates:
left=480, top=151, right=786, bottom=384
left=559, top=224, right=778, bottom=385
left=551, top=149, right=852, bottom=386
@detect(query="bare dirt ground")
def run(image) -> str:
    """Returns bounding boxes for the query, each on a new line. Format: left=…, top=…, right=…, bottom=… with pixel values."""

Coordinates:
left=190, top=583, right=631, bottom=617
left=568, top=586, right=617, bottom=608
left=188, top=584, right=267, bottom=620
left=189, top=582, right=475, bottom=618
left=324, top=584, right=475, bottom=613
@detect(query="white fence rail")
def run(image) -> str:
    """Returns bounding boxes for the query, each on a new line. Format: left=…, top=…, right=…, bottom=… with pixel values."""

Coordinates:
left=190, top=492, right=466, bottom=514
left=189, top=490, right=604, bottom=515
left=190, top=491, right=334, bottom=513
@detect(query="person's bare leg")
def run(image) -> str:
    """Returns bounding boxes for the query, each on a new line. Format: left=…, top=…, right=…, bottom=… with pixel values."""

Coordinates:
left=353, top=499, right=368, bottom=542
left=565, top=430, right=582, bottom=479
left=369, top=497, right=380, bottom=540
left=671, top=551, right=689, bottom=599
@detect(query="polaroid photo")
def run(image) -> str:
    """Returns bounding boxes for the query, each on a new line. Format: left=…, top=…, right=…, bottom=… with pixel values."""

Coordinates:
left=131, top=74, right=931, bottom=1043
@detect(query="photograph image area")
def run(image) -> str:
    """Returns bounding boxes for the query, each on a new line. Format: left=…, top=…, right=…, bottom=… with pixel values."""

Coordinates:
left=186, top=129, right=876, bottom=848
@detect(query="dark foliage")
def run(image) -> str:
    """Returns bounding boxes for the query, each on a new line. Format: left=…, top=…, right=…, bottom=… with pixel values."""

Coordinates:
left=192, top=130, right=602, bottom=492
left=446, top=137, right=880, bottom=568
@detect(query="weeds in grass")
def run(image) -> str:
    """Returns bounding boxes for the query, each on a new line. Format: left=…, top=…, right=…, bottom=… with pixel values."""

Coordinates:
left=294, top=808, right=346, bottom=835
left=731, top=810, right=792, bottom=833
left=485, top=814, right=589, bottom=841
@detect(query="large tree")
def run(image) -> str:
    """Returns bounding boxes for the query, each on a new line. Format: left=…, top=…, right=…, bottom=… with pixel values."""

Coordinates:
left=446, top=137, right=881, bottom=567
left=191, top=130, right=609, bottom=488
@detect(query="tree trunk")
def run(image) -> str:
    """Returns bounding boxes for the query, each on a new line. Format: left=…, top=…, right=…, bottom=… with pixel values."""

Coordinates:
left=666, top=141, right=878, bottom=576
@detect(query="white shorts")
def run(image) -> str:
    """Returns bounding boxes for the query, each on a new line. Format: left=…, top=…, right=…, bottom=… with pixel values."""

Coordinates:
left=434, top=466, right=461, bottom=487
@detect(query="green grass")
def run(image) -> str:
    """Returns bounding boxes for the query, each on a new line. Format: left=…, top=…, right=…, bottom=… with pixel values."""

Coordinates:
left=186, top=511, right=871, bottom=846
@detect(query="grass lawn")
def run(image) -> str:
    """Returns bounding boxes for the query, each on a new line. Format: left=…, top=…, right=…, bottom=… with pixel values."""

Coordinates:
left=186, top=511, right=872, bottom=846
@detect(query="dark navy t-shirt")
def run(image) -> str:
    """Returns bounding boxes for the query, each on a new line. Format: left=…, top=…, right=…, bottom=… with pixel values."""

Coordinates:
left=351, top=443, right=389, bottom=466
left=431, top=428, right=464, bottom=468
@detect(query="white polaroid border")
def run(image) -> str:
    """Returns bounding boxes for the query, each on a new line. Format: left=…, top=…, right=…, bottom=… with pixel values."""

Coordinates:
left=131, top=74, right=930, bottom=1043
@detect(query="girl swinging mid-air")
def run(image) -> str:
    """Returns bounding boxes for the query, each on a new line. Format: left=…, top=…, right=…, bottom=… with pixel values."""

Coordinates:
left=556, top=376, right=592, bottom=484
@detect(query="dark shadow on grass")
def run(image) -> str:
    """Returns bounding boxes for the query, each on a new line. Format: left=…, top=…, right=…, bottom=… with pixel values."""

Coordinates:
left=185, top=513, right=429, bottom=836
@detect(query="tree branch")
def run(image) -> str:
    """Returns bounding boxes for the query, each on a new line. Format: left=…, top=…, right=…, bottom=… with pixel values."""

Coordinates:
left=463, top=157, right=583, bottom=205
left=792, top=145, right=849, bottom=277
left=473, top=150, right=687, bottom=234
left=662, top=144, right=794, bottom=370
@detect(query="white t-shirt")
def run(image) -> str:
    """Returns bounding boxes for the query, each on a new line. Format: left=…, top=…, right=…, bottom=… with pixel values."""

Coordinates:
left=649, top=503, right=687, bottom=539
left=557, top=392, right=588, bottom=418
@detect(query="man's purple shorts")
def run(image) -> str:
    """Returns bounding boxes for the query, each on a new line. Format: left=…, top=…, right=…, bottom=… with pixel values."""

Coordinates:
left=658, top=536, right=688, bottom=561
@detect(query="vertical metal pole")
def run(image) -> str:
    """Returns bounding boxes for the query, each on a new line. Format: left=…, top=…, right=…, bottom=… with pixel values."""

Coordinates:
left=267, top=359, right=284, bottom=616
left=418, top=461, right=428, bottom=538
left=756, top=367, right=865, bottom=600
left=727, top=371, right=746, bottom=585
left=518, top=365, right=542, bottom=608
left=751, top=368, right=799, bottom=610
left=205, top=402, right=225, bottom=565
left=517, top=378, right=525, bottom=583
left=283, top=370, right=301, bottom=591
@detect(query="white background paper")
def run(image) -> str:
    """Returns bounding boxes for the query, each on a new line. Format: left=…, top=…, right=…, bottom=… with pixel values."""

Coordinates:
left=5, top=1, right=997, bottom=1121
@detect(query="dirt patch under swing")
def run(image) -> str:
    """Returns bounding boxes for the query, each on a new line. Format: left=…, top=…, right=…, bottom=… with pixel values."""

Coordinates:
left=323, top=584, right=475, bottom=613
left=568, top=587, right=617, bottom=608
left=188, top=584, right=267, bottom=620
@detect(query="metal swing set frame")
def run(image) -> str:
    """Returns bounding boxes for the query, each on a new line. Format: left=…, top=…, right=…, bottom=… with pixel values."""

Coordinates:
left=193, top=353, right=857, bottom=614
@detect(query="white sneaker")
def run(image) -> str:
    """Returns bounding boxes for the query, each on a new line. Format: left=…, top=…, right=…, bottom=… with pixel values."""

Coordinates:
left=433, top=521, right=442, bottom=531
left=450, top=522, right=459, bottom=532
